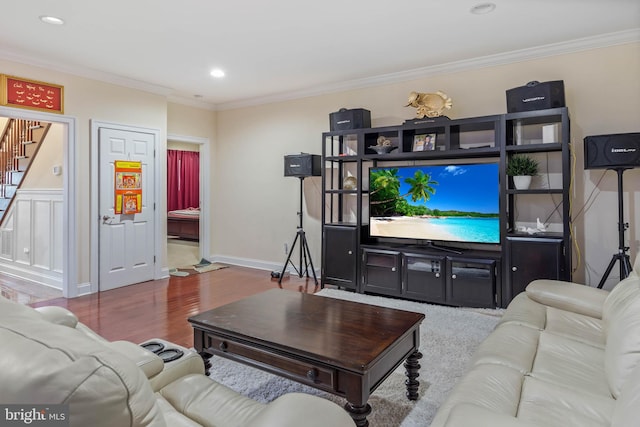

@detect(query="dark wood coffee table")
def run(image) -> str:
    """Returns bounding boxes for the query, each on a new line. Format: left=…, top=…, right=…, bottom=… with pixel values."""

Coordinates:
left=189, top=289, right=424, bottom=427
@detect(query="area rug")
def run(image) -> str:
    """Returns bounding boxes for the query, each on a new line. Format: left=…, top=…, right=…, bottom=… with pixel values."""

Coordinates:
left=170, top=263, right=228, bottom=276
left=207, top=288, right=503, bottom=426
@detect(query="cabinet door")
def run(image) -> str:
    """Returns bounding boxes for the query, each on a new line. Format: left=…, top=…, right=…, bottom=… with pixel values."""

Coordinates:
left=322, top=226, right=358, bottom=290
left=505, top=237, right=563, bottom=305
left=446, top=257, right=497, bottom=308
left=362, top=249, right=402, bottom=296
left=403, top=253, right=446, bottom=303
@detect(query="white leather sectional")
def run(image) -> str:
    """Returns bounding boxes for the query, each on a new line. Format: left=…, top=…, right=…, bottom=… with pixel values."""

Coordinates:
left=431, top=256, right=640, bottom=427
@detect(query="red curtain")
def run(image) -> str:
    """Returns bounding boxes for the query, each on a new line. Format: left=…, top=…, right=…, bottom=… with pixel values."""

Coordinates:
left=167, top=149, right=200, bottom=211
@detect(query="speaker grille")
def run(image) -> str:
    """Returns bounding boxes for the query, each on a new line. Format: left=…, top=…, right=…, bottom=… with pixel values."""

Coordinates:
left=584, top=133, right=640, bottom=169
left=284, top=154, right=321, bottom=177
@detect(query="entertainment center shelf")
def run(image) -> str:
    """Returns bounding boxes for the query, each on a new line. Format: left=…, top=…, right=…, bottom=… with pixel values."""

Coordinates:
left=321, top=107, right=571, bottom=308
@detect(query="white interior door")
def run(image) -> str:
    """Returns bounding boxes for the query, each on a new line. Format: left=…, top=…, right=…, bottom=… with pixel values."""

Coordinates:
left=99, top=127, right=155, bottom=291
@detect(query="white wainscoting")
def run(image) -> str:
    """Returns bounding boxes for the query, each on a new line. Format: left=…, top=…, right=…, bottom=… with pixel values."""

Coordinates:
left=0, top=189, right=63, bottom=289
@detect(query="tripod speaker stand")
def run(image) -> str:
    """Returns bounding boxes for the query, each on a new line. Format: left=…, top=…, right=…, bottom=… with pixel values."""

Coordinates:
left=278, top=176, right=318, bottom=286
left=597, top=167, right=633, bottom=289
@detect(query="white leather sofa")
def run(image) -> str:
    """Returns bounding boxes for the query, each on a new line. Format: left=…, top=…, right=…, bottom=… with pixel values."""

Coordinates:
left=430, top=255, right=640, bottom=427
left=0, top=296, right=355, bottom=427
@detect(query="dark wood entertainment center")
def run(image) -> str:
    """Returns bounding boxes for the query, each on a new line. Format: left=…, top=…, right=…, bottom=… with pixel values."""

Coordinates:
left=321, top=108, right=571, bottom=308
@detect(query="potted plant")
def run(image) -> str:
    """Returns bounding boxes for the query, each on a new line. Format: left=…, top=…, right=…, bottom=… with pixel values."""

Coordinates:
left=506, top=154, right=539, bottom=189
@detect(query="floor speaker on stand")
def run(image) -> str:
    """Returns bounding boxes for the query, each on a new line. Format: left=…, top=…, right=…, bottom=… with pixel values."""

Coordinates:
left=279, top=154, right=320, bottom=286
left=584, top=132, right=640, bottom=288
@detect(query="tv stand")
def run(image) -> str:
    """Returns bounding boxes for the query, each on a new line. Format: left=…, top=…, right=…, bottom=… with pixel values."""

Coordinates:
left=321, top=107, right=572, bottom=308
left=420, top=241, right=463, bottom=255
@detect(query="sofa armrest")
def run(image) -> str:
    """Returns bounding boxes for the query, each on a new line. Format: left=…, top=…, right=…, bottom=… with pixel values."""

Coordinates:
left=525, top=279, right=608, bottom=319
left=444, top=404, right=539, bottom=427
left=141, top=339, right=206, bottom=392
left=35, top=306, right=79, bottom=328
left=109, top=340, right=165, bottom=379
left=245, top=393, right=355, bottom=427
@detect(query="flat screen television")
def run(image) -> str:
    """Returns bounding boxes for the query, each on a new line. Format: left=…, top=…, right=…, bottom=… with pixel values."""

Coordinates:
left=369, top=163, right=500, bottom=244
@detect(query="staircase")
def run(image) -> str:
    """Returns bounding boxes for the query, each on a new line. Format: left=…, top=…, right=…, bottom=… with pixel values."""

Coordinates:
left=0, top=119, right=51, bottom=224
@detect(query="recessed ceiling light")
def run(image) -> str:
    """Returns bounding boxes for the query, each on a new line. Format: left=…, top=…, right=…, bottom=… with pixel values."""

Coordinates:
left=470, top=3, right=496, bottom=15
left=210, top=69, right=225, bottom=78
left=39, top=15, right=65, bottom=25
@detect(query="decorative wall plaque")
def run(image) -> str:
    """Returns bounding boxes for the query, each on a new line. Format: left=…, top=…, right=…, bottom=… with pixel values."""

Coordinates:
left=0, top=74, right=64, bottom=114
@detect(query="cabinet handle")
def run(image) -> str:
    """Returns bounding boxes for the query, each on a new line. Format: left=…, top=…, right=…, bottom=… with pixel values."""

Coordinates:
left=435, top=273, right=440, bottom=278
left=452, top=274, right=457, bottom=279
left=512, top=266, right=518, bottom=272
left=347, top=250, right=353, bottom=255
left=391, top=267, right=397, bottom=272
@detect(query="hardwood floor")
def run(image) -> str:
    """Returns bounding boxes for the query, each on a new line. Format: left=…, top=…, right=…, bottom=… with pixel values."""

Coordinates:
left=29, top=266, right=320, bottom=348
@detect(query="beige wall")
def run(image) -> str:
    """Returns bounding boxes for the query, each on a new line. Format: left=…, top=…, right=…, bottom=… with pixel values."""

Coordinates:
left=21, top=122, right=64, bottom=189
left=167, top=102, right=216, bottom=139
left=215, top=42, right=640, bottom=288
left=167, top=141, right=200, bottom=152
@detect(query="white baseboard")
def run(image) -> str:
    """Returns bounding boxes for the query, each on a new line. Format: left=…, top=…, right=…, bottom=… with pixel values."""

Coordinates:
left=0, top=260, right=62, bottom=290
left=209, top=254, right=320, bottom=277
left=74, top=282, right=93, bottom=297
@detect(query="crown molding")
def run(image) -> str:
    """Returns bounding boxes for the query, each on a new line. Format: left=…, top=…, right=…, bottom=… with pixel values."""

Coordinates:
left=166, top=95, right=217, bottom=111
left=0, top=48, right=174, bottom=96
left=216, top=29, right=640, bottom=111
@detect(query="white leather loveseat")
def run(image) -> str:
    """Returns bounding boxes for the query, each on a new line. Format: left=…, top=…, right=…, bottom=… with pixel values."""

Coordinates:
left=430, top=256, right=640, bottom=427
left=0, top=296, right=355, bottom=427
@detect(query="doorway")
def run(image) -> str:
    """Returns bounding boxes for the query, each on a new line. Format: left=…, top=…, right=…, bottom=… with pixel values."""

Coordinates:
left=90, top=121, right=161, bottom=293
left=0, top=106, right=77, bottom=298
left=166, top=134, right=211, bottom=269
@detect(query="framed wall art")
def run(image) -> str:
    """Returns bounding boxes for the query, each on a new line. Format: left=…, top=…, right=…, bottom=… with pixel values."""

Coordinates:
left=0, top=74, right=64, bottom=114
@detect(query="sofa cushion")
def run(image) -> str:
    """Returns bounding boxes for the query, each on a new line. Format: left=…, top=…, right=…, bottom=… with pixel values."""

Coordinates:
left=602, top=269, right=640, bottom=398
left=470, top=323, right=539, bottom=374
left=0, top=297, right=166, bottom=427
left=497, top=292, right=604, bottom=348
left=529, top=331, right=609, bottom=397
left=543, top=306, right=604, bottom=348
left=429, top=363, right=524, bottom=427
left=518, top=376, right=614, bottom=427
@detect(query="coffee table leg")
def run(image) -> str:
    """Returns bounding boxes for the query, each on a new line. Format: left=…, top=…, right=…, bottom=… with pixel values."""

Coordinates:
left=344, top=402, right=371, bottom=427
left=404, top=350, right=422, bottom=400
left=199, top=351, right=212, bottom=376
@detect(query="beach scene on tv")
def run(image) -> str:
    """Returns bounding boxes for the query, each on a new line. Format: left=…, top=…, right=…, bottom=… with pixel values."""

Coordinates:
left=369, top=164, right=500, bottom=243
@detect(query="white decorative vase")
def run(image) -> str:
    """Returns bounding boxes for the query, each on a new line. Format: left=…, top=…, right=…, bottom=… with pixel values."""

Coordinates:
left=513, top=175, right=532, bottom=190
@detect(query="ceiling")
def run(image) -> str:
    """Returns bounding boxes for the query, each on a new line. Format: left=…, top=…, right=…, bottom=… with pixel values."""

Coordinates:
left=1, top=1, right=638, bottom=110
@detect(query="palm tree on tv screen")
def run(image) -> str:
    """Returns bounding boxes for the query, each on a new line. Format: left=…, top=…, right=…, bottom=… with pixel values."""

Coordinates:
left=370, top=169, right=438, bottom=216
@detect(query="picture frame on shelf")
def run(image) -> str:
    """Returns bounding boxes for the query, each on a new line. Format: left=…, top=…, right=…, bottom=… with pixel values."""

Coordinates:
left=413, top=133, right=436, bottom=151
